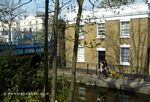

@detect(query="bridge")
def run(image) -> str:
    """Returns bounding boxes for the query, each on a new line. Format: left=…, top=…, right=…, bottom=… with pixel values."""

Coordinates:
left=0, top=43, right=53, bottom=55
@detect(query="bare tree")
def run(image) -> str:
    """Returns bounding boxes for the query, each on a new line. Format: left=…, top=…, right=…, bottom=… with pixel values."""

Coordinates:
left=0, top=0, right=32, bottom=43
left=51, top=0, right=59, bottom=101
left=130, top=18, right=148, bottom=74
left=68, top=0, right=84, bottom=102
left=44, top=0, right=50, bottom=101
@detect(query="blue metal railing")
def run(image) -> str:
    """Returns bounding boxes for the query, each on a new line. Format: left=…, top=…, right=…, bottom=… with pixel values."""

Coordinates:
left=0, top=43, right=52, bottom=55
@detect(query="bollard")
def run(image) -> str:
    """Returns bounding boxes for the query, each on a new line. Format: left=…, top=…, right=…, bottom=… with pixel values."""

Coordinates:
left=96, top=64, right=97, bottom=75
left=87, top=64, right=89, bottom=74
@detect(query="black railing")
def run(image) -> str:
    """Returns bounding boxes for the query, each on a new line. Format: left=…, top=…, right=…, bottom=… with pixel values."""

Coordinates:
left=66, top=62, right=150, bottom=80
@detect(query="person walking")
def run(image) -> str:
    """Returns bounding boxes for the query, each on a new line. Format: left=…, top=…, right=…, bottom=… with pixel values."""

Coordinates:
left=98, top=61, right=103, bottom=78
left=102, top=59, right=108, bottom=78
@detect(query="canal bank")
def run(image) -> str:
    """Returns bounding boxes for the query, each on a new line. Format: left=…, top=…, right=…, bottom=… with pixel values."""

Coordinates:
left=55, top=69, right=150, bottom=95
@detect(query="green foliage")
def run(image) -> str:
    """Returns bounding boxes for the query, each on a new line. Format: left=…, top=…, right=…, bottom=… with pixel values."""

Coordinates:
left=33, top=31, right=52, bottom=44
left=0, top=55, right=70, bottom=101
left=33, top=31, right=45, bottom=44
left=0, top=55, right=44, bottom=101
left=56, top=76, right=69, bottom=102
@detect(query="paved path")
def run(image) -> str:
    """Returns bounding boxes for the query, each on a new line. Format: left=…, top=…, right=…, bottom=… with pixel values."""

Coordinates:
left=52, top=68, right=150, bottom=95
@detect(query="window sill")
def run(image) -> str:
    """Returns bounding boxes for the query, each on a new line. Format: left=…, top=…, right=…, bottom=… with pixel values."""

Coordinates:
left=120, top=62, right=130, bottom=66
left=79, top=37, right=84, bottom=39
left=120, top=36, right=130, bottom=38
left=96, top=36, right=105, bottom=39
left=77, top=61, right=85, bottom=63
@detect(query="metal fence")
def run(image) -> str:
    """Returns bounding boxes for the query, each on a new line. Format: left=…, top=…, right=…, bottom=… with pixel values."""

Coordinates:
left=66, top=62, right=150, bottom=79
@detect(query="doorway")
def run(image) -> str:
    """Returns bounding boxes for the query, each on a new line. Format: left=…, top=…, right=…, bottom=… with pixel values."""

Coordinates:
left=98, top=51, right=105, bottom=69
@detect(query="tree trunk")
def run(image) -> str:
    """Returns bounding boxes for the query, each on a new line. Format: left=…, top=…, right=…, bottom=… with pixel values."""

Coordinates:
left=8, top=24, right=11, bottom=43
left=68, top=0, right=84, bottom=102
left=51, top=0, right=59, bottom=102
left=44, top=0, right=49, bottom=102
left=8, top=23, right=13, bottom=55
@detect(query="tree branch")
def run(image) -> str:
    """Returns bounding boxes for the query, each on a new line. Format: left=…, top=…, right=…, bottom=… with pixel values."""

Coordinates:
left=13, top=0, right=32, bottom=11
left=59, top=0, right=72, bottom=11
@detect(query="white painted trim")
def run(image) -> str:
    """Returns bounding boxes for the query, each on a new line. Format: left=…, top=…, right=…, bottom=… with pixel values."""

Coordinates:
left=96, top=24, right=98, bottom=37
left=79, top=45, right=84, bottom=47
left=80, top=21, right=85, bottom=25
left=97, top=47, right=106, bottom=51
left=120, top=44, right=130, bottom=66
left=79, top=36, right=85, bottom=39
left=77, top=60, right=85, bottom=63
left=68, top=21, right=76, bottom=24
left=120, top=20, right=130, bottom=38
left=79, top=25, right=85, bottom=39
left=120, top=36, right=130, bottom=38
left=120, top=44, right=130, bottom=47
left=120, top=62, right=130, bottom=66
left=96, top=23, right=105, bottom=38
left=67, top=14, right=149, bottom=24
left=106, top=14, right=148, bottom=21
left=120, top=18, right=130, bottom=22
left=77, top=46, right=85, bottom=62
left=97, top=19, right=105, bottom=23
left=96, top=36, right=105, bottom=39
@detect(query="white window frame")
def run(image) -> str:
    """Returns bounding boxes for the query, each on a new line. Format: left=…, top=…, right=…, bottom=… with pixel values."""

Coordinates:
left=120, top=45, right=130, bottom=65
left=79, top=25, right=84, bottom=39
left=77, top=46, right=85, bottom=62
left=97, top=47, right=106, bottom=51
left=96, top=23, right=105, bottom=38
left=120, top=20, right=130, bottom=38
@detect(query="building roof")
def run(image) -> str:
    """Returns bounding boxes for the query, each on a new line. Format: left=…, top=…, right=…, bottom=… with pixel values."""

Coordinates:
left=64, top=3, right=149, bottom=24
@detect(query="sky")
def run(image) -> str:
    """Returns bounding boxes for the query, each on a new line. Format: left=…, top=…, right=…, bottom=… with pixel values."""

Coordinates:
left=24, top=0, right=44, bottom=15
left=23, top=0, right=146, bottom=16
left=23, top=0, right=99, bottom=15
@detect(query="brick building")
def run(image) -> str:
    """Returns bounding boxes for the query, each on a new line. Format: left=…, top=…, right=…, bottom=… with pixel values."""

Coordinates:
left=64, top=3, right=150, bottom=74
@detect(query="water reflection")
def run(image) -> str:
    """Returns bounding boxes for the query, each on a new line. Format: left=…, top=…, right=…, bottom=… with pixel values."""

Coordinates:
left=79, top=87, right=86, bottom=101
left=77, top=85, right=150, bottom=102
left=119, top=94, right=128, bottom=102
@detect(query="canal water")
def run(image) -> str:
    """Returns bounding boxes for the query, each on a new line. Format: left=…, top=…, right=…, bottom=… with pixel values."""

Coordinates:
left=75, top=84, right=150, bottom=102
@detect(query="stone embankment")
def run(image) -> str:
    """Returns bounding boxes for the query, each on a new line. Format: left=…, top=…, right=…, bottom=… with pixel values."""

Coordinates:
left=55, top=69, right=150, bottom=95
